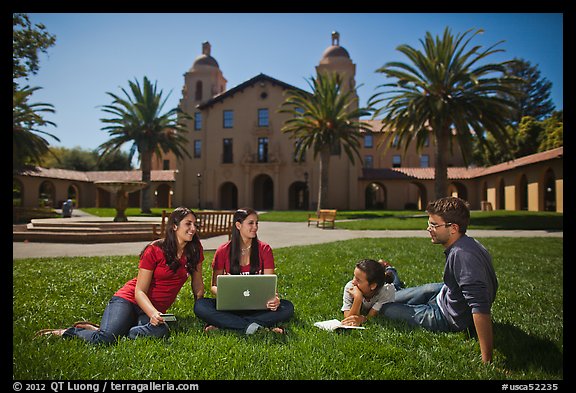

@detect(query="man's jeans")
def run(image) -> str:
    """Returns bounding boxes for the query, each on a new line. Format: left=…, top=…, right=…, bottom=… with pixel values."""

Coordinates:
left=380, top=283, right=454, bottom=332
left=63, top=296, right=169, bottom=344
left=194, top=297, right=294, bottom=334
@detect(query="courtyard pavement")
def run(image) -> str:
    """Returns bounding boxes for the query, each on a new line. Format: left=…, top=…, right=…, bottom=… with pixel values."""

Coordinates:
left=12, top=210, right=563, bottom=260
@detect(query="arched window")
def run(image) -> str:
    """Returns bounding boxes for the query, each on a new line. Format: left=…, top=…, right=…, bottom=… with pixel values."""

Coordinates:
left=195, top=81, right=203, bottom=101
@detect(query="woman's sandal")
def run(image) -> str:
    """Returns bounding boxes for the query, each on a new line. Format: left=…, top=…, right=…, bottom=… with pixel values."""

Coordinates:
left=34, top=328, right=66, bottom=338
left=73, top=321, right=100, bottom=330
left=204, top=324, right=219, bottom=332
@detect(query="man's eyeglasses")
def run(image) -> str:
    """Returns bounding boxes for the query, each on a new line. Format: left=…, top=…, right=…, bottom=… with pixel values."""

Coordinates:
left=427, top=221, right=453, bottom=230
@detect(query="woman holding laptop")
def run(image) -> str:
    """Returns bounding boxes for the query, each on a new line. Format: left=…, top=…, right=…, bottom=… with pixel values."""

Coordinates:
left=194, top=208, right=294, bottom=334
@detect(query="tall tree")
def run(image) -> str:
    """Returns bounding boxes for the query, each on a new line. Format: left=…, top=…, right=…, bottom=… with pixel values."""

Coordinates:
left=98, top=77, right=192, bottom=214
left=369, top=27, right=522, bottom=199
left=13, top=86, right=59, bottom=173
left=13, top=13, right=56, bottom=87
left=504, top=58, right=555, bottom=123
left=280, top=72, right=372, bottom=211
left=538, top=111, right=563, bottom=152
left=39, top=146, right=133, bottom=171
left=13, top=14, right=58, bottom=174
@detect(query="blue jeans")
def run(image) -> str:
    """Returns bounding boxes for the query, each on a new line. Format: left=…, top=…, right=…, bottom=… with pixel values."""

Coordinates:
left=379, top=283, right=455, bottom=332
left=194, top=298, right=294, bottom=334
left=386, top=267, right=405, bottom=291
left=62, top=296, right=169, bottom=344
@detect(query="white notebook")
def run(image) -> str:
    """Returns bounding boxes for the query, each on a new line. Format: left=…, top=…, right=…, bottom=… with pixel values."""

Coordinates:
left=314, top=319, right=366, bottom=331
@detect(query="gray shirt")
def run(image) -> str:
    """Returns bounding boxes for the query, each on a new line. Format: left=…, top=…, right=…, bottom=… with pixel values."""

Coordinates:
left=437, top=235, right=498, bottom=330
left=341, top=281, right=396, bottom=314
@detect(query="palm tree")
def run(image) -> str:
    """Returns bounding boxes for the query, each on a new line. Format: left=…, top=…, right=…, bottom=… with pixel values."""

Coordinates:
left=280, top=72, right=372, bottom=211
left=369, top=27, right=522, bottom=200
left=13, top=85, right=58, bottom=174
left=98, top=76, right=192, bottom=214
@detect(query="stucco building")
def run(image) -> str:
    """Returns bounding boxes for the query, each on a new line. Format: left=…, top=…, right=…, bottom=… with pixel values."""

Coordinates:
left=13, top=32, right=563, bottom=214
left=169, top=32, right=562, bottom=212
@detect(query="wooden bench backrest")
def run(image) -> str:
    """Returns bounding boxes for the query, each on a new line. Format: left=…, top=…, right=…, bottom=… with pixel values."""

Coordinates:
left=153, top=210, right=234, bottom=239
left=197, top=211, right=234, bottom=238
left=318, top=209, right=337, bottom=218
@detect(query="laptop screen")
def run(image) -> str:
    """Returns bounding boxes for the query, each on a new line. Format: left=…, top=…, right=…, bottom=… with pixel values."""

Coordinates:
left=216, top=274, right=277, bottom=310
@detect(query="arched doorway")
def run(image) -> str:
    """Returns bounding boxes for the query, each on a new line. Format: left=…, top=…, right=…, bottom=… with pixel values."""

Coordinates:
left=253, top=174, right=273, bottom=210
left=498, top=178, right=506, bottom=210
left=543, top=169, right=556, bottom=211
left=38, top=181, right=55, bottom=208
left=407, top=182, right=427, bottom=210
left=518, top=174, right=528, bottom=211
left=220, top=182, right=238, bottom=210
left=154, top=183, right=172, bottom=208
left=365, top=182, right=386, bottom=209
left=448, top=182, right=468, bottom=202
left=288, top=181, right=308, bottom=210
left=13, top=179, right=23, bottom=207
left=67, top=184, right=79, bottom=208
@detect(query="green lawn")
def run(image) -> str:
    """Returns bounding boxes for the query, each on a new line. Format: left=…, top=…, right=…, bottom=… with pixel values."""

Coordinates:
left=13, top=237, right=563, bottom=380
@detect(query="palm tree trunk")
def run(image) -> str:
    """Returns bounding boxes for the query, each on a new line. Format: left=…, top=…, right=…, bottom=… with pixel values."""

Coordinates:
left=317, top=147, right=331, bottom=212
left=434, top=127, right=450, bottom=200
left=140, top=150, right=153, bottom=214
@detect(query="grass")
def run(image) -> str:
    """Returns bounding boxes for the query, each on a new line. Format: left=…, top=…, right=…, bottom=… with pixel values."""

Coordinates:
left=13, top=237, right=563, bottom=380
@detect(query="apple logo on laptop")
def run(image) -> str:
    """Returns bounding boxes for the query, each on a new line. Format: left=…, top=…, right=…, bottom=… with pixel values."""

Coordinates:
left=243, top=289, right=251, bottom=297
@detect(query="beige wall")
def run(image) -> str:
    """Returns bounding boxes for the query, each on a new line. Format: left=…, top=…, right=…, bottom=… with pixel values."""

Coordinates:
left=478, top=159, right=563, bottom=213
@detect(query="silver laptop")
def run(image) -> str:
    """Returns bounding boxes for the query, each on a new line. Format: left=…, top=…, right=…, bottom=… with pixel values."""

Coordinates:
left=216, top=274, right=277, bottom=311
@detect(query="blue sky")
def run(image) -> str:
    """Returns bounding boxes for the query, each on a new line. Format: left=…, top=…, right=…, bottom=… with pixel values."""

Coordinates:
left=24, top=13, right=563, bottom=156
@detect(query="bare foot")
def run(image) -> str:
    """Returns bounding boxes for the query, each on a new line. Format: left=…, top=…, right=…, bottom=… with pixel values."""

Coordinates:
left=270, top=327, right=286, bottom=335
left=204, top=325, right=219, bottom=332
left=74, top=323, right=98, bottom=331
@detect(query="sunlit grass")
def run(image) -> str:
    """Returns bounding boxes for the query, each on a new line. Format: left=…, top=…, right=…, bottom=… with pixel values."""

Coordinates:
left=13, top=237, right=562, bottom=380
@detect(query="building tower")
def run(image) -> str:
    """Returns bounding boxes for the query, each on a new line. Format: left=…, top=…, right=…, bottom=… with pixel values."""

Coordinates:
left=315, top=31, right=357, bottom=102
left=174, top=42, right=227, bottom=208
left=180, top=41, right=227, bottom=112
left=314, top=31, right=360, bottom=210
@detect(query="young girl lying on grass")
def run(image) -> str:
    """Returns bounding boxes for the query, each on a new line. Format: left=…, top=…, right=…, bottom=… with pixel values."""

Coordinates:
left=340, top=259, right=404, bottom=327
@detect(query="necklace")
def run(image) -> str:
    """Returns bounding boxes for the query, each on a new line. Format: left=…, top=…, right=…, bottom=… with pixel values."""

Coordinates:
left=241, top=244, right=251, bottom=256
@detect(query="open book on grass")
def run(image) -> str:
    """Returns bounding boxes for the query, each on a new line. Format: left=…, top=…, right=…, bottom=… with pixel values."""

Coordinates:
left=314, top=319, right=366, bottom=331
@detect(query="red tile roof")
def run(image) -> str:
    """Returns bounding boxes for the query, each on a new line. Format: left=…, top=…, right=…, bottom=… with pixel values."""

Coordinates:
left=20, top=168, right=177, bottom=183
left=361, top=147, right=563, bottom=180
left=470, top=146, right=563, bottom=177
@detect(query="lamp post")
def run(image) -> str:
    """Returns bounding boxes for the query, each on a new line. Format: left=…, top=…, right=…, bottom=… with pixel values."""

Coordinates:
left=304, top=171, right=309, bottom=211
left=197, top=173, right=202, bottom=210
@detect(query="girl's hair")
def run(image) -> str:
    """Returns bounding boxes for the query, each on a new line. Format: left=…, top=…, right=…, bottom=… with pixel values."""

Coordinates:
left=140, top=207, right=202, bottom=275
left=425, top=196, right=470, bottom=233
left=356, top=259, right=393, bottom=290
left=229, top=207, right=261, bottom=275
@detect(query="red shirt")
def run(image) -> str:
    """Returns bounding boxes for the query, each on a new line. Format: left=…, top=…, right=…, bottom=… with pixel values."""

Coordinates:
left=114, top=243, right=204, bottom=313
left=212, top=240, right=274, bottom=274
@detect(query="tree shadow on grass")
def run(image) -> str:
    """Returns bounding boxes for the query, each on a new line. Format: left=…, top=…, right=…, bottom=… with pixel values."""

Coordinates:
left=493, top=322, right=563, bottom=374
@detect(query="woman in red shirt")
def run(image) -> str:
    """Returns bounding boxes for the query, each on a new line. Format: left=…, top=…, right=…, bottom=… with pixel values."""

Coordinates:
left=194, top=208, right=294, bottom=334
left=36, top=207, right=204, bottom=344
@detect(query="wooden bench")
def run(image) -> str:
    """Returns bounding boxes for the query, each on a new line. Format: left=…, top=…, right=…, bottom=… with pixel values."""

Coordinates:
left=307, top=209, right=337, bottom=229
left=153, top=210, right=234, bottom=239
